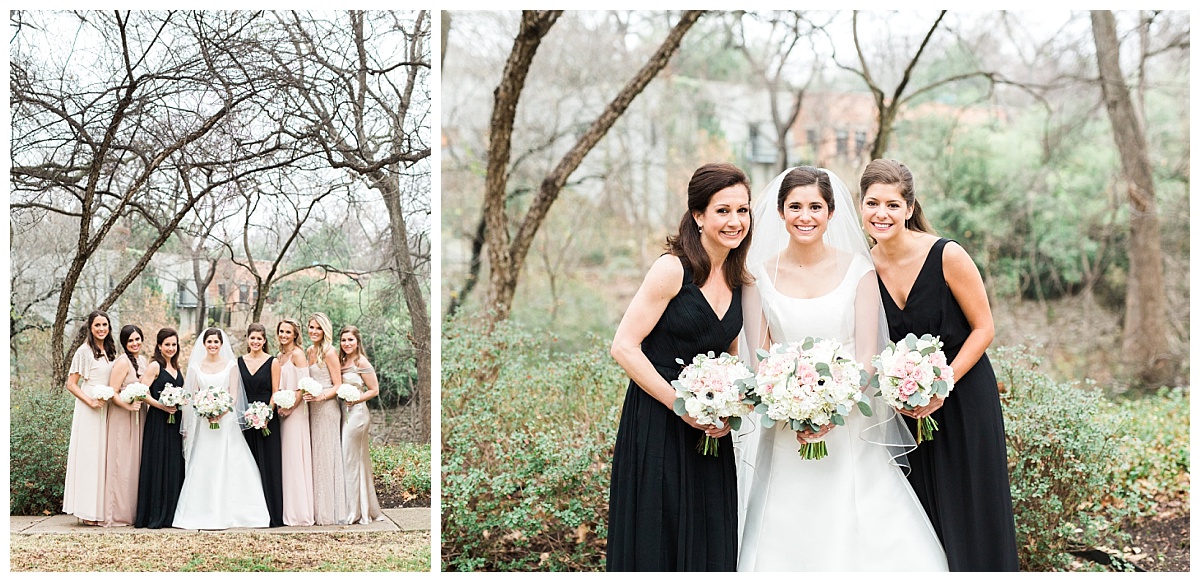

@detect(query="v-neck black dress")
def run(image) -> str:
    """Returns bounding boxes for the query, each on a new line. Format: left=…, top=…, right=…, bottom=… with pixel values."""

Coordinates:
left=607, top=262, right=743, bottom=572
left=134, top=366, right=185, bottom=529
left=879, top=238, right=1019, bottom=571
left=239, top=356, right=284, bottom=527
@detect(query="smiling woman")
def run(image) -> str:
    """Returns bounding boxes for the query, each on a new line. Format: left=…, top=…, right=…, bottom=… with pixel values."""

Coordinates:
left=606, top=162, right=753, bottom=572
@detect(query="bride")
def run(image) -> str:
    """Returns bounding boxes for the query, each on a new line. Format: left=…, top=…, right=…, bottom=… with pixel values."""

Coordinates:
left=734, top=167, right=947, bottom=571
left=173, top=328, right=270, bottom=530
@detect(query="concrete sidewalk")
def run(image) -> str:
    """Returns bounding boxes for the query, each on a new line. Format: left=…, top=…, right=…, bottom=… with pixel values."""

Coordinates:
left=11, top=507, right=430, bottom=534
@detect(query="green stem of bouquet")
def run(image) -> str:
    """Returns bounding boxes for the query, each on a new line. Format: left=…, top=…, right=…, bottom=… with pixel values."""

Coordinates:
left=798, top=440, right=828, bottom=460
left=916, top=417, right=939, bottom=444
left=695, top=435, right=720, bottom=457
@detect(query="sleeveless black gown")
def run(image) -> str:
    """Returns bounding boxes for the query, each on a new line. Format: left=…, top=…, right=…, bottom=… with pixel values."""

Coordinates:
left=239, top=356, right=284, bottom=528
left=879, top=238, right=1019, bottom=571
left=134, top=367, right=185, bottom=529
left=607, top=264, right=742, bottom=571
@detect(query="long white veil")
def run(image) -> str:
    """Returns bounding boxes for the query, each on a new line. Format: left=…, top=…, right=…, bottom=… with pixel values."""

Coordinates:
left=180, top=329, right=249, bottom=462
left=734, top=167, right=918, bottom=543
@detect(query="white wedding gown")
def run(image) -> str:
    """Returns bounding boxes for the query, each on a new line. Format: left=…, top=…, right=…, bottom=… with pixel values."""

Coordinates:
left=172, top=360, right=270, bottom=529
left=735, top=253, right=948, bottom=571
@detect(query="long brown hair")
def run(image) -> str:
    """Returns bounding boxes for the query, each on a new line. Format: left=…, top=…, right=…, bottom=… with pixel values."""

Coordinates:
left=246, top=322, right=268, bottom=354
left=338, top=325, right=367, bottom=368
left=664, top=163, right=753, bottom=288
left=74, top=310, right=116, bottom=362
left=119, top=324, right=144, bottom=377
left=859, top=159, right=933, bottom=234
left=153, top=327, right=180, bottom=374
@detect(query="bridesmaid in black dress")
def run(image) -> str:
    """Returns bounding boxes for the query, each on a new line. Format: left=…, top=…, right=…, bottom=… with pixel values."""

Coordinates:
left=607, top=163, right=753, bottom=571
left=134, top=328, right=185, bottom=529
left=860, top=159, right=1019, bottom=571
left=239, top=323, right=284, bottom=527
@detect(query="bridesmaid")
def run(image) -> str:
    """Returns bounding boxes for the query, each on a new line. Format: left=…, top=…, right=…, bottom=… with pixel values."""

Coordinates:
left=63, top=311, right=117, bottom=525
left=134, top=328, right=186, bottom=529
left=337, top=325, right=384, bottom=524
left=607, top=163, right=751, bottom=571
left=305, top=312, right=347, bottom=525
left=860, top=159, right=1019, bottom=571
left=104, top=324, right=148, bottom=526
left=239, top=323, right=284, bottom=527
left=275, top=318, right=315, bottom=526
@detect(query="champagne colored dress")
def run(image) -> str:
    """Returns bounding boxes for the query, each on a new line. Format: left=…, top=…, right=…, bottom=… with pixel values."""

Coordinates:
left=309, top=353, right=347, bottom=525
left=279, top=356, right=315, bottom=526
left=341, top=362, right=384, bottom=524
left=63, top=344, right=115, bottom=522
left=103, top=354, right=147, bottom=526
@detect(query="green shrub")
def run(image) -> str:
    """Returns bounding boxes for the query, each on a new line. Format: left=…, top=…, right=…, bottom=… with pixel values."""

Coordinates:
left=10, top=386, right=75, bottom=515
left=995, top=346, right=1132, bottom=571
left=1099, top=386, right=1190, bottom=518
left=440, top=317, right=625, bottom=571
left=372, top=441, right=433, bottom=500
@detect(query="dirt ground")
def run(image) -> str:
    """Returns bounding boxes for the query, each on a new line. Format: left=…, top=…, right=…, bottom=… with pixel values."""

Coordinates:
left=1125, top=508, right=1191, bottom=572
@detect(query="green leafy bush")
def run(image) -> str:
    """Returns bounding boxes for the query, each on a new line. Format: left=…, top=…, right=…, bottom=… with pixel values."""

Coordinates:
left=372, top=441, right=433, bottom=501
left=1099, top=386, right=1190, bottom=518
left=10, top=386, right=75, bottom=515
left=995, top=346, right=1132, bottom=571
left=440, top=317, right=625, bottom=571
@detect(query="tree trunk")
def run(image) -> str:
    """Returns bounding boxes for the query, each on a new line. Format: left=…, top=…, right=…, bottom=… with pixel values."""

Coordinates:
left=483, top=10, right=704, bottom=324
left=1091, top=10, right=1177, bottom=387
left=379, top=175, right=432, bottom=443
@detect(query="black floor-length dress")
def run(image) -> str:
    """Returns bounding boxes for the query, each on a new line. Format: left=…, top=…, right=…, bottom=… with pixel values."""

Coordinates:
left=607, top=264, right=742, bottom=572
left=240, top=356, right=284, bottom=528
left=879, top=238, right=1020, bottom=571
left=134, top=367, right=185, bottom=529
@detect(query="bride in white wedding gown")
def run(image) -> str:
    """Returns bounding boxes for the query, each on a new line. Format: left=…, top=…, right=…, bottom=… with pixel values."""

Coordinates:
left=173, top=328, right=270, bottom=530
left=735, top=167, right=946, bottom=571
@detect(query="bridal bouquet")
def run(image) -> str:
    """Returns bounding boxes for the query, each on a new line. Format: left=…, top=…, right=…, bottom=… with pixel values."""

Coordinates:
left=870, top=333, right=955, bottom=444
left=243, top=401, right=274, bottom=436
left=670, top=351, right=755, bottom=456
left=158, top=384, right=187, bottom=424
left=192, top=385, right=234, bottom=429
left=337, top=383, right=363, bottom=403
left=297, top=376, right=323, bottom=399
left=273, top=389, right=297, bottom=410
left=749, top=338, right=871, bottom=460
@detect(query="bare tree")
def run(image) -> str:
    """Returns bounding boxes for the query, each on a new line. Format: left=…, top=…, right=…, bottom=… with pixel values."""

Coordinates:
left=271, top=10, right=433, bottom=441
left=1090, top=10, right=1177, bottom=386
left=11, top=11, right=307, bottom=387
left=481, top=10, right=705, bottom=324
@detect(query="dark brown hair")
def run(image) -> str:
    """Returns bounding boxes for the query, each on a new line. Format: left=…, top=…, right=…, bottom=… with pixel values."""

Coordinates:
left=859, top=159, right=932, bottom=233
left=201, top=327, right=224, bottom=345
left=664, top=163, right=753, bottom=288
left=153, top=327, right=180, bottom=373
left=246, top=322, right=268, bottom=353
left=778, top=166, right=835, bottom=214
left=338, top=325, right=367, bottom=367
left=119, top=324, right=144, bottom=377
left=74, top=310, right=116, bottom=362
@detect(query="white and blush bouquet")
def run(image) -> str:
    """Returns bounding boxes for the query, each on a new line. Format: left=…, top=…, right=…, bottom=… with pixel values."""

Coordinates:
left=192, top=385, right=234, bottom=429
left=297, top=376, right=323, bottom=399
left=749, top=338, right=872, bottom=460
left=158, top=384, right=187, bottom=424
left=870, top=333, right=955, bottom=444
left=337, top=383, right=363, bottom=403
left=272, top=389, right=297, bottom=410
left=243, top=401, right=274, bottom=436
left=670, top=351, right=755, bottom=456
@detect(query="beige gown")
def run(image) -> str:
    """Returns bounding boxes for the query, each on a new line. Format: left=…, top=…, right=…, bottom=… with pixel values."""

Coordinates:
left=63, top=344, right=115, bottom=522
left=341, top=363, right=383, bottom=524
left=103, top=354, right=147, bottom=526
left=309, top=353, right=346, bottom=525
left=279, top=356, right=315, bottom=526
